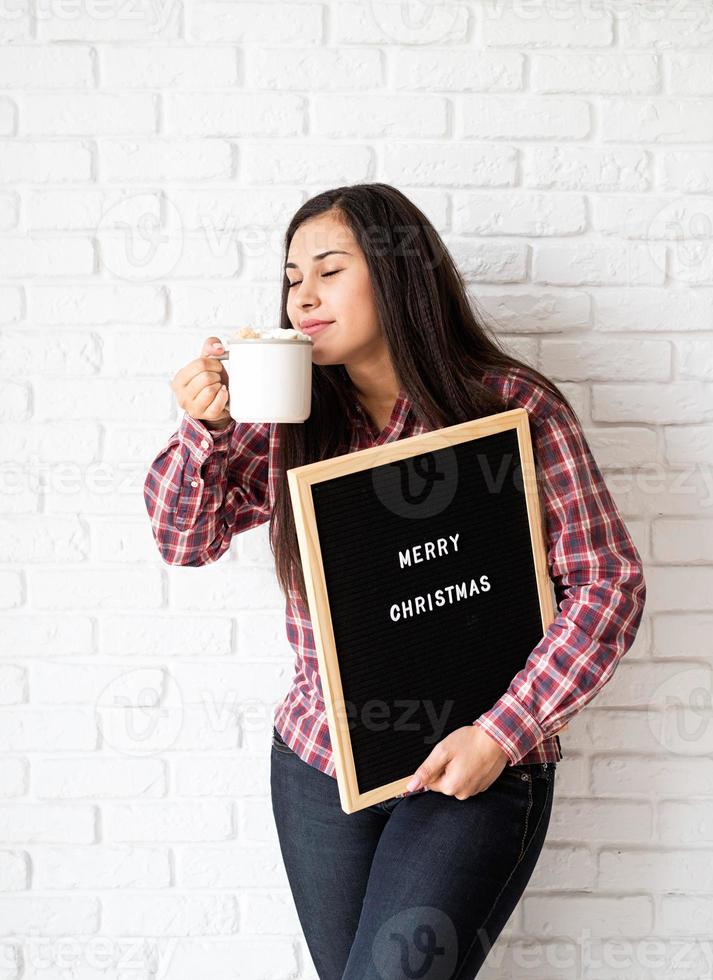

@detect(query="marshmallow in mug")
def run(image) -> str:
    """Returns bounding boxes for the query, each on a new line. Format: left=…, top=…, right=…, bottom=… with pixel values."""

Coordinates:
left=228, top=325, right=312, bottom=343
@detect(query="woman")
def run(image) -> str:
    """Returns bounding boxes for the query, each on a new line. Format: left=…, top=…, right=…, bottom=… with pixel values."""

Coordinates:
left=144, top=183, right=646, bottom=979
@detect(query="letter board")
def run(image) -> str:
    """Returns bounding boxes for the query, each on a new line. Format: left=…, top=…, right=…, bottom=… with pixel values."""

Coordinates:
left=287, top=407, right=560, bottom=814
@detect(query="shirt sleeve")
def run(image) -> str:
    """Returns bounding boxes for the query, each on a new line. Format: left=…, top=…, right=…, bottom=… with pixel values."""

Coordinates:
left=472, top=383, right=647, bottom=765
left=143, top=411, right=271, bottom=566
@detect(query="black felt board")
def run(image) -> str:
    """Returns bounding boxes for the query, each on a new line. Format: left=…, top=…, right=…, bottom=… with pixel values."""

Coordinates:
left=309, top=427, right=544, bottom=796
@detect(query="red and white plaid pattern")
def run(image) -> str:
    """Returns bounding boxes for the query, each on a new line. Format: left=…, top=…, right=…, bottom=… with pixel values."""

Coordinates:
left=144, top=367, right=646, bottom=792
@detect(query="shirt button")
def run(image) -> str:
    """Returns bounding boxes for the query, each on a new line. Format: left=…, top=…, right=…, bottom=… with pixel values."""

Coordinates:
left=200, top=439, right=209, bottom=449
left=190, top=480, right=198, bottom=488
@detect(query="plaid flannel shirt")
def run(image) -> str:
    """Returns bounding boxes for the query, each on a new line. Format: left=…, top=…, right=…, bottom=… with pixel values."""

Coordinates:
left=143, top=367, right=646, bottom=792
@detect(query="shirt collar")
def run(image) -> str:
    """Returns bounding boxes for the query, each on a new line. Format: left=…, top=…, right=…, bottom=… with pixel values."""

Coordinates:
left=351, top=385, right=412, bottom=444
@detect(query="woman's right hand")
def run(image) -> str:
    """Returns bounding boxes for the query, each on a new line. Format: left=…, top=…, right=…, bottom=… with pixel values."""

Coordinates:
left=170, top=336, right=232, bottom=429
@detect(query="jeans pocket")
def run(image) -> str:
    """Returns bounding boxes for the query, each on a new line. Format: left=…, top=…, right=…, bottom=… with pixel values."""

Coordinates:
left=271, top=727, right=294, bottom=754
left=501, top=764, right=532, bottom=783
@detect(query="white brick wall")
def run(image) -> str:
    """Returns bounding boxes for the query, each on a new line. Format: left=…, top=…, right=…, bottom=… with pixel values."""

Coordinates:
left=1, top=0, right=712, bottom=975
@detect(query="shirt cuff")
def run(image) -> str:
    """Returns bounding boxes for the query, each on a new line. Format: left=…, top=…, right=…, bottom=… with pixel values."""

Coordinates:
left=472, top=691, right=547, bottom=766
left=178, top=412, right=235, bottom=465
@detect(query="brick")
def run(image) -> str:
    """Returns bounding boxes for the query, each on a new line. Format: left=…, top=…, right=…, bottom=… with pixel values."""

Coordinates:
left=334, top=2, right=468, bottom=45
left=0, top=98, right=15, bottom=134
left=103, top=803, right=233, bottom=842
left=593, top=286, right=713, bottom=331
left=524, top=146, right=649, bottom=191
left=0, top=709, right=97, bottom=751
left=0, top=516, right=88, bottom=563
left=602, top=98, right=713, bottom=143
left=26, top=189, right=161, bottom=231
left=0, top=286, right=22, bottom=322
left=534, top=243, right=665, bottom=285
left=448, top=239, right=528, bottom=282
left=98, top=615, right=231, bottom=657
left=653, top=518, right=713, bottom=562
left=531, top=52, right=659, bottom=93
left=0, top=896, right=98, bottom=933
left=0, top=665, right=24, bottom=705
left=0, top=191, right=18, bottom=230
left=243, top=141, right=371, bottom=184
left=592, top=382, right=713, bottom=423
left=382, top=141, right=517, bottom=186
left=35, top=756, right=166, bottom=798
left=0, top=141, right=92, bottom=183
left=313, top=93, right=447, bottom=137
left=453, top=191, right=586, bottom=235
left=102, top=46, right=238, bottom=87
left=459, top=95, right=590, bottom=139
left=30, top=285, right=165, bottom=324
left=653, top=613, right=713, bottom=657
left=29, top=568, right=163, bottom=609
left=645, top=566, right=713, bottom=611
left=661, top=151, right=713, bottom=192
left=100, top=139, right=233, bottom=181
left=475, top=287, right=591, bottom=332
left=620, top=7, right=713, bottom=49
left=0, top=615, right=93, bottom=655
left=0, top=239, right=93, bottom=277
left=189, top=2, right=322, bottom=43
left=393, top=49, right=523, bottom=91
left=34, top=844, right=170, bottom=889
left=541, top=339, right=670, bottom=381
left=664, top=425, right=713, bottom=465
left=248, top=46, right=383, bottom=90
left=667, top=52, right=713, bottom=93
left=524, top=894, right=653, bottom=937
left=482, top=6, right=612, bottom=47
left=24, top=92, right=156, bottom=136
left=593, top=756, right=713, bottom=797
left=0, top=46, right=93, bottom=87
left=164, top=92, right=304, bottom=136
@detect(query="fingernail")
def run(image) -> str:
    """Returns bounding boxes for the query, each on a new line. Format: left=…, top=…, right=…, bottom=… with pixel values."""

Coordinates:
left=211, top=342, right=224, bottom=349
left=406, top=777, right=421, bottom=791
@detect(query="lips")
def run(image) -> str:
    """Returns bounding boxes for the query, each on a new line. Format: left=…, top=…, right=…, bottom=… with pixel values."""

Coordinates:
left=300, top=320, right=334, bottom=336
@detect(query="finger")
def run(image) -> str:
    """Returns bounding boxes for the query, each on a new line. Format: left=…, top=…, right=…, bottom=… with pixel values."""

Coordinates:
left=174, top=356, right=226, bottom=390
left=190, top=380, right=224, bottom=414
left=202, top=382, right=230, bottom=418
left=201, top=336, right=225, bottom=357
left=199, top=351, right=229, bottom=386
left=185, top=368, right=224, bottom=402
left=406, top=745, right=448, bottom=791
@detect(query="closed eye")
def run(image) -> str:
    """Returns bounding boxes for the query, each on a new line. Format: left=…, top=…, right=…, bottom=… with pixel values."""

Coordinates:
left=287, top=270, right=340, bottom=288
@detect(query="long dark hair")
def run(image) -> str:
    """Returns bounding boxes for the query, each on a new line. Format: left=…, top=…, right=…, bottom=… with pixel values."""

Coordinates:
left=269, top=183, right=581, bottom=610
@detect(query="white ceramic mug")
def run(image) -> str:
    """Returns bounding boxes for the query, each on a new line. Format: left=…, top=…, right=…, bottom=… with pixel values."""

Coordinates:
left=216, top=334, right=313, bottom=423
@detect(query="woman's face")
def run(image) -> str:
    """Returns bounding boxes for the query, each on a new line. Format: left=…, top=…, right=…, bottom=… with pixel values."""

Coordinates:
left=285, top=212, right=383, bottom=367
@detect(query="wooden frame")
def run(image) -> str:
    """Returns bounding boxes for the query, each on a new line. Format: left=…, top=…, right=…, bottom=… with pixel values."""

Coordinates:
left=287, top=407, right=560, bottom=814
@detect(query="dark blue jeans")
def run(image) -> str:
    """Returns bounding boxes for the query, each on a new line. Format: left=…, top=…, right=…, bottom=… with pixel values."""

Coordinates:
left=270, top=725, right=555, bottom=980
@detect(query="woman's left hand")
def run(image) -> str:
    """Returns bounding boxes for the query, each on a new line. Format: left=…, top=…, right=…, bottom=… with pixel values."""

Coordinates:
left=405, top=725, right=511, bottom=799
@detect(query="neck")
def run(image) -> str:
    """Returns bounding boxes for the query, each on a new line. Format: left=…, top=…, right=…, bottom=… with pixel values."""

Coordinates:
left=344, top=348, right=400, bottom=407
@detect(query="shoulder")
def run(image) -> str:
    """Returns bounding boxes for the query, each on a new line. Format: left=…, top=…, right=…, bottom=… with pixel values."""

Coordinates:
left=499, top=365, right=575, bottom=431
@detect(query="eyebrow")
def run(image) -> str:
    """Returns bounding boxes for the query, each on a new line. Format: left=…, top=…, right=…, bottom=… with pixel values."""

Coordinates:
left=285, top=250, right=352, bottom=270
